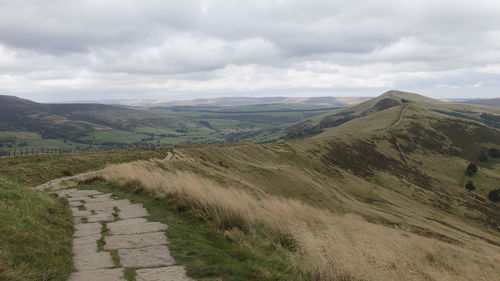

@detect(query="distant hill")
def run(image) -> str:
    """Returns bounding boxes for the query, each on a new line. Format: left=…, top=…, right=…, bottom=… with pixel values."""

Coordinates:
left=108, top=96, right=371, bottom=107
left=465, top=98, right=500, bottom=107
left=0, top=95, right=339, bottom=150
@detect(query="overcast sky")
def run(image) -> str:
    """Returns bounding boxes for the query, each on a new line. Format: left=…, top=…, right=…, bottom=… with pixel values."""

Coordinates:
left=1, top=0, right=499, bottom=102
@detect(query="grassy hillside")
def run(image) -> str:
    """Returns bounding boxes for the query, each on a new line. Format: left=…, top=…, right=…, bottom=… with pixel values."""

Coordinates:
left=241, top=90, right=500, bottom=143
left=0, top=148, right=169, bottom=281
left=83, top=101, right=500, bottom=280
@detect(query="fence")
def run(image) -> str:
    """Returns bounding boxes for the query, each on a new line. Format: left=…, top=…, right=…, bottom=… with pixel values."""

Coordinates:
left=0, top=145, right=163, bottom=157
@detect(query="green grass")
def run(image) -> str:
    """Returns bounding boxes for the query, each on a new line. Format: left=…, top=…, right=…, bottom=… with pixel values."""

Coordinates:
left=0, top=180, right=73, bottom=281
left=77, top=130, right=150, bottom=145
left=77, top=180, right=299, bottom=281
left=0, top=147, right=169, bottom=187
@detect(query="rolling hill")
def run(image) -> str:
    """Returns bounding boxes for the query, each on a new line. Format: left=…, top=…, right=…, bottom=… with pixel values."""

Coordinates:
left=0, top=95, right=339, bottom=151
left=90, top=91, right=500, bottom=280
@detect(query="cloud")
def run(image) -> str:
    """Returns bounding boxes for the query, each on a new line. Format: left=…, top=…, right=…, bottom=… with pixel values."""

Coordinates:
left=0, top=0, right=499, bottom=101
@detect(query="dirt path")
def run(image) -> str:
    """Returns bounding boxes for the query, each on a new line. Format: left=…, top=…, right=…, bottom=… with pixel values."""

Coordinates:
left=387, top=103, right=409, bottom=131
left=34, top=151, right=172, bottom=191
left=54, top=187, right=192, bottom=281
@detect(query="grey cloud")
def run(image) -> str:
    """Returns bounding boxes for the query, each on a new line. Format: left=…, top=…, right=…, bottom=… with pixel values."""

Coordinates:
left=0, top=0, right=499, bottom=100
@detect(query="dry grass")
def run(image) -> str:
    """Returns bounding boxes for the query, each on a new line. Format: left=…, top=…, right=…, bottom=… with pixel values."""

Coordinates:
left=96, top=159, right=500, bottom=281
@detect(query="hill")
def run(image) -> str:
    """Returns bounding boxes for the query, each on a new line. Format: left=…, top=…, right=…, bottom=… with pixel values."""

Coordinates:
left=465, top=97, right=500, bottom=107
left=232, top=90, right=500, bottom=142
left=109, top=96, right=371, bottom=107
left=80, top=97, right=500, bottom=280
left=0, top=95, right=338, bottom=151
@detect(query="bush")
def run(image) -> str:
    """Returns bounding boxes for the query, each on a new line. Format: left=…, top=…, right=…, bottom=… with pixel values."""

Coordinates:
left=488, top=148, right=500, bottom=158
left=466, top=163, right=478, bottom=177
left=488, top=189, right=500, bottom=202
left=465, top=181, right=476, bottom=191
left=62, top=170, right=73, bottom=177
left=478, top=151, right=488, bottom=162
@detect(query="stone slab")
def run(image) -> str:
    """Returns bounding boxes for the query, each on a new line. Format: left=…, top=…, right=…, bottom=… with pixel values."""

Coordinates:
left=68, top=268, right=125, bottom=281
left=72, top=208, right=92, bottom=217
left=118, top=245, right=174, bottom=267
left=85, top=199, right=132, bottom=211
left=136, top=266, right=194, bottom=281
left=68, top=196, right=91, bottom=202
left=73, top=217, right=88, bottom=225
left=74, top=222, right=102, bottom=237
left=74, top=251, right=114, bottom=270
left=70, top=190, right=103, bottom=196
left=107, top=218, right=167, bottom=235
left=104, top=232, right=167, bottom=250
left=118, top=205, right=149, bottom=220
left=86, top=212, right=114, bottom=223
left=53, top=188, right=78, bottom=197
left=69, top=201, right=83, bottom=207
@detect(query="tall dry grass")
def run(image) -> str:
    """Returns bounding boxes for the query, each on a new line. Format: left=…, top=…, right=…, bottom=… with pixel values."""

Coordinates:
left=97, top=159, right=500, bottom=281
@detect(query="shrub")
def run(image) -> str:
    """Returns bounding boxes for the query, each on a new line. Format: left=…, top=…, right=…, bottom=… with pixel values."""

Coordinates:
left=466, top=163, right=478, bottom=177
left=465, top=181, right=476, bottom=191
left=62, top=170, right=73, bottom=177
left=488, top=148, right=500, bottom=158
left=478, top=151, right=488, bottom=162
left=488, top=189, right=500, bottom=202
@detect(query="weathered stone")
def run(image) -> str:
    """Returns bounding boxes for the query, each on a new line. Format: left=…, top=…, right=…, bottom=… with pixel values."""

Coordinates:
left=107, top=218, right=167, bottom=235
left=74, top=222, right=102, bottom=237
left=118, top=245, right=174, bottom=267
left=72, top=208, right=92, bottom=217
left=70, top=190, right=103, bottom=196
left=136, top=266, right=194, bottom=281
left=104, top=232, right=167, bottom=250
left=74, top=234, right=101, bottom=246
left=86, top=193, right=113, bottom=201
left=73, top=217, right=88, bottom=225
left=85, top=199, right=132, bottom=211
left=86, top=212, right=114, bottom=223
left=68, top=196, right=91, bottom=202
left=69, top=201, right=83, bottom=207
left=68, top=268, right=125, bottom=281
left=53, top=188, right=78, bottom=197
left=74, top=251, right=114, bottom=270
left=118, top=204, right=149, bottom=219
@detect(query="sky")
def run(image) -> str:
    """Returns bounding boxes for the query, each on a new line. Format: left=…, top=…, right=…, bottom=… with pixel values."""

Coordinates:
left=0, top=0, right=499, bottom=102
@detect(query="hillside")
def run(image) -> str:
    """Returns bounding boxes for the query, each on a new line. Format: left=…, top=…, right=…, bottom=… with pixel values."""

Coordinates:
left=233, top=90, right=500, bottom=142
left=77, top=96, right=500, bottom=280
left=0, top=95, right=337, bottom=151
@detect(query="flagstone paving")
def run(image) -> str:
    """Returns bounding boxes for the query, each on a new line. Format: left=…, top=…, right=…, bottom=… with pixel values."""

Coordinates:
left=54, top=187, right=193, bottom=281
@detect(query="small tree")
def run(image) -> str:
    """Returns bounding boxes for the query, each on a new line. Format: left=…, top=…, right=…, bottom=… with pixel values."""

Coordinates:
left=488, top=148, right=500, bottom=158
left=465, top=181, right=476, bottom=191
left=466, top=163, right=478, bottom=177
left=488, top=189, right=500, bottom=202
left=478, top=151, right=488, bottom=162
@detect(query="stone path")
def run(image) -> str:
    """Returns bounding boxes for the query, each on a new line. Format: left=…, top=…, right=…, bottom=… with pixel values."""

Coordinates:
left=54, top=186, right=193, bottom=281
